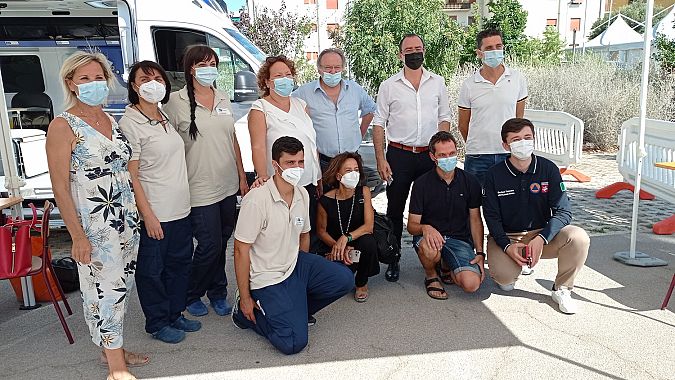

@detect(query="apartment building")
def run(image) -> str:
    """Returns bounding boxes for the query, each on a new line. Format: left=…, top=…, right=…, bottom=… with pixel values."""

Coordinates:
left=443, top=0, right=612, bottom=46
left=246, top=0, right=347, bottom=62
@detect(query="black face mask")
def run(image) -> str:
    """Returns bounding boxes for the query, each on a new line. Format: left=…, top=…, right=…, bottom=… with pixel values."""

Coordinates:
left=404, top=52, right=424, bottom=70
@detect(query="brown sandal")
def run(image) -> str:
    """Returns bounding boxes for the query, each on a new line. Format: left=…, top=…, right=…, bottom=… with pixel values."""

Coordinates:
left=100, top=350, right=149, bottom=368
left=424, top=277, right=448, bottom=300
left=354, top=287, right=369, bottom=302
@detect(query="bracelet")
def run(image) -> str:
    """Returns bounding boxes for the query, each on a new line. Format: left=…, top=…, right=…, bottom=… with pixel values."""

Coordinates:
left=475, top=252, right=486, bottom=258
left=346, top=233, right=353, bottom=242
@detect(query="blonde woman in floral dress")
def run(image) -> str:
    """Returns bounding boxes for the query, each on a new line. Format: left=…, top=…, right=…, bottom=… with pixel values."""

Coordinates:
left=46, top=51, right=146, bottom=380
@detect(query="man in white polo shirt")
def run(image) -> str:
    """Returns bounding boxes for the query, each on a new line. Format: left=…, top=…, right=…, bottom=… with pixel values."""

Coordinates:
left=232, top=136, right=353, bottom=355
left=458, top=28, right=528, bottom=187
left=373, top=33, right=451, bottom=282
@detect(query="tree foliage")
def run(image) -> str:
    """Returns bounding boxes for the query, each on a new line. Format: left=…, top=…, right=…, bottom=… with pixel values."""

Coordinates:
left=234, top=1, right=311, bottom=59
left=589, top=0, right=665, bottom=40
left=655, top=32, right=675, bottom=73
left=335, top=0, right=464, bottom=93
left=459, top=0, right=562, bottom=67
left=483, top=0, right=529, bottom=57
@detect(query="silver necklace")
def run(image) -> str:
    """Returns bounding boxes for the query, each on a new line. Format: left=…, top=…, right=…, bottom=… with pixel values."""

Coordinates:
left=336, top=191, right=355, bottom=236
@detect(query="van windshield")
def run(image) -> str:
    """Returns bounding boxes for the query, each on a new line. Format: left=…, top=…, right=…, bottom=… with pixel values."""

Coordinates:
left=225, top=28, right=266, bottom=63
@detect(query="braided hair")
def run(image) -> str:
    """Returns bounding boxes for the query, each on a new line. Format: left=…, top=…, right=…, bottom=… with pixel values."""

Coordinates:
left=182, top=45, right=220, bottom=140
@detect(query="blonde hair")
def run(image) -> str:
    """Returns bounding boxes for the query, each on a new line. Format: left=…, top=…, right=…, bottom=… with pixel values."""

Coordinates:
left=59, top=51, right=115, bottom=110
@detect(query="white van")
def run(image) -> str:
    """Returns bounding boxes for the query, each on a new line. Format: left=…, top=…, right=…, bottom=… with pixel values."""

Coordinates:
left=0, top=0, right=264, bottom=218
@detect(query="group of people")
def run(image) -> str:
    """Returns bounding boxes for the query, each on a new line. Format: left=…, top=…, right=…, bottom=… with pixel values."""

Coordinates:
left=43, top=28, right=590, bottom=380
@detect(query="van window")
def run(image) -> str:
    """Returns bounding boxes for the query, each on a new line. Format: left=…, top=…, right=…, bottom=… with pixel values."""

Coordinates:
left=0, top=17, right=119, bottom=41
left=207, top=33, right=252, bottom=101
left=0, top=55, right=44, bottom=93
left=152, top=27, right=253, bottom=100
left=152, top=28, right=208, bottom=91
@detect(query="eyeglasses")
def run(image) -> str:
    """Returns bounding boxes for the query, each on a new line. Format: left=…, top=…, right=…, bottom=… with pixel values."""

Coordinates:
left=135, top=106, right=170, bottom=131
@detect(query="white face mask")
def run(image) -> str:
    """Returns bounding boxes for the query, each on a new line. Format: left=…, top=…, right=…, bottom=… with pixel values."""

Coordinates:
left=339, top=171, right=360, bottom=189
left=138, top=80, right=166, bottom=104
left=509, top=139, right=535, bottom=160
left=276, top=163, right=304, bottom=186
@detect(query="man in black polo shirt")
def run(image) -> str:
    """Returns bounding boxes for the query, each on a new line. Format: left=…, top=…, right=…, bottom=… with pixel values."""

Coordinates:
left=483, top=118, right=590, bottom=314
left=407, top=131, right=484, bottom=299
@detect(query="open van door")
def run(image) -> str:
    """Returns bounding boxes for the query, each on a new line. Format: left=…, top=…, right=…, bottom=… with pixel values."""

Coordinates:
left=117, top=0, right=137, bottom=82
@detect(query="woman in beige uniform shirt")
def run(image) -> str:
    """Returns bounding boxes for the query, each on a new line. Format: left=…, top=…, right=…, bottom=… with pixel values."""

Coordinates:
left=164, top=45, right=248, bottom=318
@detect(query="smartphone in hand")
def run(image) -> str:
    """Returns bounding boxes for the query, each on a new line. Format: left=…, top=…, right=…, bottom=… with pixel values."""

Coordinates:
left=521, top=246, right=532, bottom=267
left=348, top=249, right=361, bottom=263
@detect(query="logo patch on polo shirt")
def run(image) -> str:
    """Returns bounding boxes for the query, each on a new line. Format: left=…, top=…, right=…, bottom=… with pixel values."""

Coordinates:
left=530, top=183, right=541, bottom=194
left=541, top=181, right=549, bottom=193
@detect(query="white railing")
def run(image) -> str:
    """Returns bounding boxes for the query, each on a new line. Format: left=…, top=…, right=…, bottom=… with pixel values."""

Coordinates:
left=617, top=117, right=675, bottom=203
left=524, top=109, right=584, bottom=169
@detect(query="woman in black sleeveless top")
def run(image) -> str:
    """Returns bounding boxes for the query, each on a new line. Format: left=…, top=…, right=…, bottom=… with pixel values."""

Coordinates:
left=317, top=152, right=380, bottom=302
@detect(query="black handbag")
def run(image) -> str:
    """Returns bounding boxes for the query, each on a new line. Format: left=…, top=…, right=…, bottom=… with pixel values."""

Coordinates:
left=51, top=257, right=80, bottom=293
left=373, top=212, right=401, bottom=265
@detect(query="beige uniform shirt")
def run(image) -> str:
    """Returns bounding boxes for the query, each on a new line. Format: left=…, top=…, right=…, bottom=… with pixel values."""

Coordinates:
left=164, top=87, right=239, bottom=207
left=118, top=105, right=191, bottom=222
left=233, top=177, right=311, bottom=290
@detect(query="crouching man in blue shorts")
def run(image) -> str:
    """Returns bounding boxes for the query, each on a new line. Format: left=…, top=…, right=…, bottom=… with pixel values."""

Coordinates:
left=232, top=136, right=353, bottom=355
left=407, top=131, right=486, bottom=300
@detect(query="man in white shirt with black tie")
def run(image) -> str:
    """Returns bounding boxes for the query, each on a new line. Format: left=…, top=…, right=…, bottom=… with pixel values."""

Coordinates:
left=373, top=33, right=451, bottom=282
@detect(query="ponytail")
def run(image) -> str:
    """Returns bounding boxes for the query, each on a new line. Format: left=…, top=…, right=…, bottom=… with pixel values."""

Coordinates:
left=186, top=77, right=199, bottom=140
left=182, top=44, right=219, bottom=141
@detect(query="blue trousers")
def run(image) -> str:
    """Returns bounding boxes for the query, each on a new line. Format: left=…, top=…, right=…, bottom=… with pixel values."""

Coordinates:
left=464, top=153, right=509, bottom=187
left=235, top=252, right=353, bottom=355
left=187, top=195, right=237, bottom=305
left=136, top=216, right=193, bottom=334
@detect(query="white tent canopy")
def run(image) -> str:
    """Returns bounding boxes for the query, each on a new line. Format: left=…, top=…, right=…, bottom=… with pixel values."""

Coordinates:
left=586, top=14, right=644, bottom=47
left=655, top=5, right=675, bottom=39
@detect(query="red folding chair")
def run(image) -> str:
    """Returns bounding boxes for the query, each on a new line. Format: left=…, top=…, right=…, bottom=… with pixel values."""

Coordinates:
left=0, top=200, right=74, bottom=344
left=662, top=273, right=675, bottom=310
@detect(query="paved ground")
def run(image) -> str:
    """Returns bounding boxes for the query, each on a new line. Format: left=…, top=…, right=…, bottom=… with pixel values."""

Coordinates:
left=1, top=153, right=674, bottom=379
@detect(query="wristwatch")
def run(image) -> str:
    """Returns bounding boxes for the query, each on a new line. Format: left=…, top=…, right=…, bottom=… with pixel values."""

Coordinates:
left=346, top=233, right=353, bottom=242
left=475, top=252, right=486, bottom=258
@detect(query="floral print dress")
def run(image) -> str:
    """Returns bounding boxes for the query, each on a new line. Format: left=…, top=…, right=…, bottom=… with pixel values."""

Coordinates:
left=59, top=111, right=140, bottom=349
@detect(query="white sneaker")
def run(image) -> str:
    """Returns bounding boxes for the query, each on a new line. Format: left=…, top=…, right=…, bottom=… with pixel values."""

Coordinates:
left=498, top=282, right=515, bottom=291
left=521, top=266, right=534, bottom=275
left=552, top=287, right=578, bottom=314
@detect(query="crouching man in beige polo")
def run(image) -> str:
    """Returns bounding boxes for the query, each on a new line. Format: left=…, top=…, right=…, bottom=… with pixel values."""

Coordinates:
left=482, top=118, right=590, bottom=314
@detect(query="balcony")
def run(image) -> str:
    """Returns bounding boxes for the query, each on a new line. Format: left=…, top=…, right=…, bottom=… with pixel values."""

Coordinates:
left=443, top=0, right=475, bottom=10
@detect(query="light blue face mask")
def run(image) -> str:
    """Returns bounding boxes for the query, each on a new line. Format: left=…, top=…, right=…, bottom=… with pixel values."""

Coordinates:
left=482, top=49, right=504, bottom=68
left=194, top=66, right=219, bottom=87
left=321, top=71, right=342, bottom=87
left=76, top=80, right=109, bottom=106
left=273, top=77, right=294, bottom=97
left=437, top=156, right=458, bottom=173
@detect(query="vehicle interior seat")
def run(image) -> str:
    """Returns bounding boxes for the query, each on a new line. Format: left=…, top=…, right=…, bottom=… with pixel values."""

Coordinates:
left=10, top=74, right=54, bottom=133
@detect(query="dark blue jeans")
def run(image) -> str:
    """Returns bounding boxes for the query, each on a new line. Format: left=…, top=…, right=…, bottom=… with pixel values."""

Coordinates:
left=136, top=216, right=193, bottom=334
left=464, top=153, right=510, bottom=187
left=234, top=252, right=353, bottom=355
left=186, top=195, right=237, bottom=306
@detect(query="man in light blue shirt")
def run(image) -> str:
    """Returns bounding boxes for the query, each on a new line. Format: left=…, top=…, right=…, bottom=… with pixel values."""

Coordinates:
left=293, top=48, right=376, bottom=172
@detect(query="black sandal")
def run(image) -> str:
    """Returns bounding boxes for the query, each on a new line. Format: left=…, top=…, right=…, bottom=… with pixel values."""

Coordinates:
left=436, top=264, right=455, bottom=285
left=424, top=277, right=448, bottom=300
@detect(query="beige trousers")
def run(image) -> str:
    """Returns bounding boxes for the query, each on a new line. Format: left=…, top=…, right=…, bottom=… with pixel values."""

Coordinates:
left=487, top=225, right=590, bottom=289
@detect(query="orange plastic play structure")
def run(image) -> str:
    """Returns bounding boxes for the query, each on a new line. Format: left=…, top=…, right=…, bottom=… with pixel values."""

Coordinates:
left=595, top=182, right=656, bottom=200
left=559, top=168, right=591, bottom=182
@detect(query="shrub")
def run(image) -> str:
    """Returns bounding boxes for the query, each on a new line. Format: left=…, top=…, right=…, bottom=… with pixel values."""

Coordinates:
left=514, top=56, right=675, bottom=149
left=446, top=55, right=675, bottom=150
